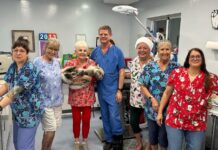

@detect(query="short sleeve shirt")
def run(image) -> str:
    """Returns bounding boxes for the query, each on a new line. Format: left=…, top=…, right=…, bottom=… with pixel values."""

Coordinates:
left=33, top=57, right=64, bottom=108
left=138, top=61, right=179, bottom=121
left=128, top=56, right=152, bottom=108
left=165, top=68, right=218, bottom=131
left=4, top=61, right=45, bottom=128
left=64, top=59, right=96, bottom=107
left=90, top=45, right=125, bottom=98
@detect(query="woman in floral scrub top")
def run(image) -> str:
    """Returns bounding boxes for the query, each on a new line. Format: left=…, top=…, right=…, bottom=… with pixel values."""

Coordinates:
left=157, top=48, right=218, bottom=150
left=0, top=38, right=45, bottom=150
left=128, top=37, right=153, bottom=150
left=139, top=40, right=179, bottom=150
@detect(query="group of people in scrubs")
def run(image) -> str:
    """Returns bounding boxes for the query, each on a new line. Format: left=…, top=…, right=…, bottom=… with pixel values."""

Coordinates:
left=128, top=37, right=218, bottom=150
left=0, top=24, right=218, bottom=150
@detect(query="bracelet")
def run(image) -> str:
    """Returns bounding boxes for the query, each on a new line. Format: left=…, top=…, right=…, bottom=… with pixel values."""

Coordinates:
left=148, top=96, right=153, bottom=100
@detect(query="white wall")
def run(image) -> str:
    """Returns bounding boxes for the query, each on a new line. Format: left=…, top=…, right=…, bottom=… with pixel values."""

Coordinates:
left=1, top=0, right=218, bottom=74
left=0, top=0, right=131, bottom=59
left=130, top=0, right=218, bottom=74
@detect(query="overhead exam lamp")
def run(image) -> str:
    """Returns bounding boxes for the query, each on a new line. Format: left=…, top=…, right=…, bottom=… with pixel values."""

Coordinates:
left=112, top=5, right=156, bottom=41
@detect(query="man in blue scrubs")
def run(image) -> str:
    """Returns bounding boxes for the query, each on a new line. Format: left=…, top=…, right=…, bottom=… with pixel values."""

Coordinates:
left=91, top=25, right=125, bottom=150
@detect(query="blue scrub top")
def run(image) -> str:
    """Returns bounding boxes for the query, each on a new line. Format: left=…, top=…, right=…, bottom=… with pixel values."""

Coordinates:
left=90, top=45, right=125, bottom=97
left=4, top=61, right=45, bottom=128
left=33, top=57, right=64, bottom=108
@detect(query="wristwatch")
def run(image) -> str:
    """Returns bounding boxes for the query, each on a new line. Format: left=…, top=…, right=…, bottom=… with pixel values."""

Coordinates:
left=117, top=88, right=123, bottom=92
left=0, top=105, right=3, bottom=111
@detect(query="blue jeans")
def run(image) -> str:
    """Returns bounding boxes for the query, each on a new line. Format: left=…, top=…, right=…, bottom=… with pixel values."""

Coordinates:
left=166, top=125, right=205, bottom=150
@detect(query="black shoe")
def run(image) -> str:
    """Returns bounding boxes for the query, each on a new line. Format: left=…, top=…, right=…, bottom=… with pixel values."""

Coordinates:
left=112, top=135, right=123, bottom=150
left=103, top=142, right=112, bottom=150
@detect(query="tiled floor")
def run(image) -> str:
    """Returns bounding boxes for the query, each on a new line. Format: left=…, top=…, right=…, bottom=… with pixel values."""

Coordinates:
left=7, top=111, right=217, bottom=150
left=7, top=110, right=149, bottom=150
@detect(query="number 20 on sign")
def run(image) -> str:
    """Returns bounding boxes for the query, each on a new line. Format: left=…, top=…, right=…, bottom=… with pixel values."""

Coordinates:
left=39, top=33, right=57, bottom=40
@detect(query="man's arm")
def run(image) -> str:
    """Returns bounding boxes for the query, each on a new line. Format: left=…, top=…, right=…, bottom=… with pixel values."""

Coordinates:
left=116, top=68, right=125, bottom=103
left=118, top=68, right=125, bottom=90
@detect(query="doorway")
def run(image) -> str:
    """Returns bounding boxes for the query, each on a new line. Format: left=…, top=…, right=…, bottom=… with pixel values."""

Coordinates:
left=148, top=13, right=181, bottom=48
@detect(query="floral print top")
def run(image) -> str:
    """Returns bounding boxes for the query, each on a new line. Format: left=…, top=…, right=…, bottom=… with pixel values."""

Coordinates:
left=4, top=61, right=45, bottom=128
left=64, top=59, right=96, bottom=107
left=138, top=61, right=179, bottom=121
left=33, top=57, right=64, bottom=108
left=128, top=56, right=152, bottom=108
left=165, top=68, right=218, bottom=131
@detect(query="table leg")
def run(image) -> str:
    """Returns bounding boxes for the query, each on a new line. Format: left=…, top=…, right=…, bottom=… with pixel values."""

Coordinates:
left=211, top=115, right=217, bottom=150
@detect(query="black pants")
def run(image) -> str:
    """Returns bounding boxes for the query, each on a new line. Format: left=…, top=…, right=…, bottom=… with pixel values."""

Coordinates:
left=130, top=106, right=144, bottom=133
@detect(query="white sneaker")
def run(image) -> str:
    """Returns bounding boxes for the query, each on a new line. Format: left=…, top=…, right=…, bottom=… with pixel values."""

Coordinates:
left=73, top=141, right=80, bottom=150
left=81, top=141, right=89, bottom=150
left=139, top=122, right=148, bottom=129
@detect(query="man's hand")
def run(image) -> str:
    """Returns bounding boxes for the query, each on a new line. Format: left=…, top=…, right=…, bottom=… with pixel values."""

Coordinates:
left=116, top=90, right=122, bottom=103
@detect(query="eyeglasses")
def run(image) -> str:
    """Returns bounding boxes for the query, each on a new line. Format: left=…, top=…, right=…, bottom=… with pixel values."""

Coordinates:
left=189, top=55, right=201, bottom=60
left=13, top=49, right=26, bottom=54
left=48, top=47, right=59, bottom=52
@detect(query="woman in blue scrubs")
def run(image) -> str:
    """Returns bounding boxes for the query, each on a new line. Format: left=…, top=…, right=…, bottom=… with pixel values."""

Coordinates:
left=0, top=37, right=45, bottom=150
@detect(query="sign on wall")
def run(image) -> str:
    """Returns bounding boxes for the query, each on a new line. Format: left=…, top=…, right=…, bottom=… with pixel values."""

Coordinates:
left=39, top=32, right=57, bottom=40
left=39, top=32, right=58, bottom=57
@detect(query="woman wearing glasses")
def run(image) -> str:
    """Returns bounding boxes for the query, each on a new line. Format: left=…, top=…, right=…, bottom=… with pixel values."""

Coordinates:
left=33, top=38, right=63, bottom=150
left=0, top=37, right=45, bottom=150
left=157, top=48, right=218, bottom=150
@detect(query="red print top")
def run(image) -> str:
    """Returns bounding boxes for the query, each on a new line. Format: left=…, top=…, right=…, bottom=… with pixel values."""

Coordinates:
left=165, top=68, right=218, bottom=131
left=64, top=59, right=96, bottom=107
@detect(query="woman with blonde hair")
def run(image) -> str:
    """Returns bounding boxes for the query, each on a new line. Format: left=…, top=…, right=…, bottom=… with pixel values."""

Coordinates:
left=139, top=40, right=180, bottom=150
left=33, top=38, right=64, bottom=150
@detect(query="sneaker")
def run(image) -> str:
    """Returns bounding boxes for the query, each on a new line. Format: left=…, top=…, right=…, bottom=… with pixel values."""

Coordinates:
left=82, top=141, right=89, bottom=150
left=103, top=142, right=112, bottom=150
left=73, top=141, right=80, bottom=150
left=139, top=122, right=148, bottom=129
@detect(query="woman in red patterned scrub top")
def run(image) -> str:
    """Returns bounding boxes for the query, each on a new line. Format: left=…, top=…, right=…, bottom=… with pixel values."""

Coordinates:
left=157, top=48, right=218, bottom=150
left=64, top=40, right=96, bottom=150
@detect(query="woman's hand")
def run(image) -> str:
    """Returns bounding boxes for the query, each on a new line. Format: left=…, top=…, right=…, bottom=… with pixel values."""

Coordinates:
left=156, top=113, right=163, bottom=126
left=151, top=98, right=159, bottom=112
left=207, top=103, right=212, bottom=109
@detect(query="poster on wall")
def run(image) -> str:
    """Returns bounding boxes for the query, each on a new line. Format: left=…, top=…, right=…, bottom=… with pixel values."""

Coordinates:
left=11, top=30, right=35, bottom=52
left=211, top=9, right=218, bottom=29
left=38, top=32, right=58, bottom=57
